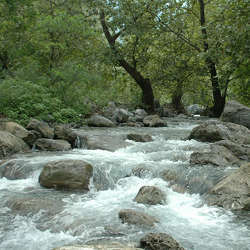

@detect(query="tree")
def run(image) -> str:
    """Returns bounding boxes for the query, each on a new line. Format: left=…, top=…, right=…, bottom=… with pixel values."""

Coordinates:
left=98, top=1, right=156, bottom=112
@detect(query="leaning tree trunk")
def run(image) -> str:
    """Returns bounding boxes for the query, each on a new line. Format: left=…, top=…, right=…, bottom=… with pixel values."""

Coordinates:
left=99, top=10, right=155, bottom=112
left=198, top=0, right=225, bottom=117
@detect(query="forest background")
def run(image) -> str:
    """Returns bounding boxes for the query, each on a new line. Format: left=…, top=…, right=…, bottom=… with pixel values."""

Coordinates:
left=0, top=0, right=249, bottom=125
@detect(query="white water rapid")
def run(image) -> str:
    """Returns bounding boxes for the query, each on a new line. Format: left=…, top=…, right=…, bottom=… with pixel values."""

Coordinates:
left=0, top=121, right=249, bottom=250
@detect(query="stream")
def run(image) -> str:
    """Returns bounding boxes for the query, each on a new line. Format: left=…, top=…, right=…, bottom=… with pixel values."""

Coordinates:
left=0, top=119, right=249, bottom=250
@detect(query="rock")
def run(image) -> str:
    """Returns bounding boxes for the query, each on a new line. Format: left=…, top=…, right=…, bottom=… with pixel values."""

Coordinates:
left=87, top=114, right=115, bottom=127
left=0, top=131, right=30, bottom=159
left=134, top=186, right=166, bottom=205
left=39, top=159, right=93, bottom=190
left=160, top=170, right=178, bottom=185
left=186, top=104, right=205, bottom=115
left=221, top=100, right=250, bottom=129
left=79, top=132, right=130, bottom=152
left=143, top=115, right=166, bottom=127
left=54, top=125, right=86, bottom=148
left=214, top=140, right=250, bottom=161
left=140, top=233, right=185, bottom=250
left=190, top=145, right=239, bottom=167
left=205, top=163, right=250, bottom=210
left=35, top=138, right=71, bottom=151
left=53, top=243, right=142, bottom=250
left=134, top=109, right=148, bottom=122
left=0, top=121, right=29, bottom=139
left=132, top=167, right=153, bottom=178
left=6, top=195, right=64, bottom=216
left=26, top=119, right=54, bottom=139
left=0, top=159, right=31, bottom=179
left=113, top=108, right=130, bottom=123
left=188, top=120, right=250, bottom=144
left=23, top=130, right=42, bottom=147
left=118, top=209, right=158, bottom=227
left=127, top=134, right=153, bottom=142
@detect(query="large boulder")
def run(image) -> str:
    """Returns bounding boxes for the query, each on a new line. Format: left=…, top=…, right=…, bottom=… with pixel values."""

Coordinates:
left=205, top=163, right=250, bottom=210
left=0, top=121, right=29, bottom=139
left=126, top=134, right=153, bottom=142
left=188, top=120, right=250, bottom=144
left=221, top=101, right=250, bottom=129
left=118, top=209, right=158, bottom=227
left=190, top=144, right=239, bottom=167
left=39, top=160, right=93, bottom=191
left=26, top=119, right=54, bottom=139
left=140, top=233, right=185, bottom=250
left=0, top=131, right=29, bottom=159
left=134, top=186, right=166, bottom=205
left=87, top=114, right=115, bottom=127
left=143, top=115, right=166, bottom=127
left=35, top=138, right=71, bottom=151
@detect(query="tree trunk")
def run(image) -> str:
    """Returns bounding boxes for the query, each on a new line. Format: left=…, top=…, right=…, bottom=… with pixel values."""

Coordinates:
left=198, top=0, right=225, bottom=117
left=99, top=10, right=154, bottom=112
left=171, top=81, right=184, bottom=113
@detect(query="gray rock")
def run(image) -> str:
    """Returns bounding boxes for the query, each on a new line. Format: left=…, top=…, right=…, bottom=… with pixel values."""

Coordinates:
left=190, top=144, right=239, bottom=167
left=23, top=130, right=42, bottom=147
left=132, top=167, right=153, bottom=178
left=143, top=115, right=166, bottom=127
left=214, top=140, right=250, bottom=161
left=186, top=104, right=205, bottom=115
left=87, top=114, right=115, bottom=127
left=140, top=233, right=185, bottom=250
left=0, top=131, right=30, bottom=159
left=221, top=100, right=250, bottom=129
left=188, top=120, right=250, bottom=144
left=205, top=163, right=250, bottom=210
left=0, top=159, right=30, bottom=179
left=26, top=119, right=54, bottom=139
left=35, top=138, right=71, bottom=151
left=54, top=125, right=87, bottom=148
left=127, top=134, right=153, bottom=142
left=134, top=109, right=148, bottom=122
left=39, top=159, right=93, bottom=190
left=0, top=121, right=29, bottom=139
left=134, top=186, right=166, bottom=205
left=113, top=108, right=130, bottom=123
left=119, top=209, right=158, bottom=227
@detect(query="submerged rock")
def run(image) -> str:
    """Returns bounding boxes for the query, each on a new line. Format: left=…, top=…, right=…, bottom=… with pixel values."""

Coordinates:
left=126, top=134, right=153, bottom=142
left=35, top=138, right=71, bottom=151
left=134, top=186, right=166, bottom=205
left=39, top=159, right=93, bottom=191
left=119, top=209, right=158, bottom=227
left=140, top=233, right=185, bottom=250
left=221, top=100, right=250, bottom=129
left=26, top=118, right=54, bottom=139
left=0, top=131, right=30, bottom=159
left=53, top=242, right=142, bottom=250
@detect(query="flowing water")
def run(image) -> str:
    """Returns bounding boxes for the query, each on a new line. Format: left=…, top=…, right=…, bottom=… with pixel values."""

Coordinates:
left=0, top=119, right=249, bottom=250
